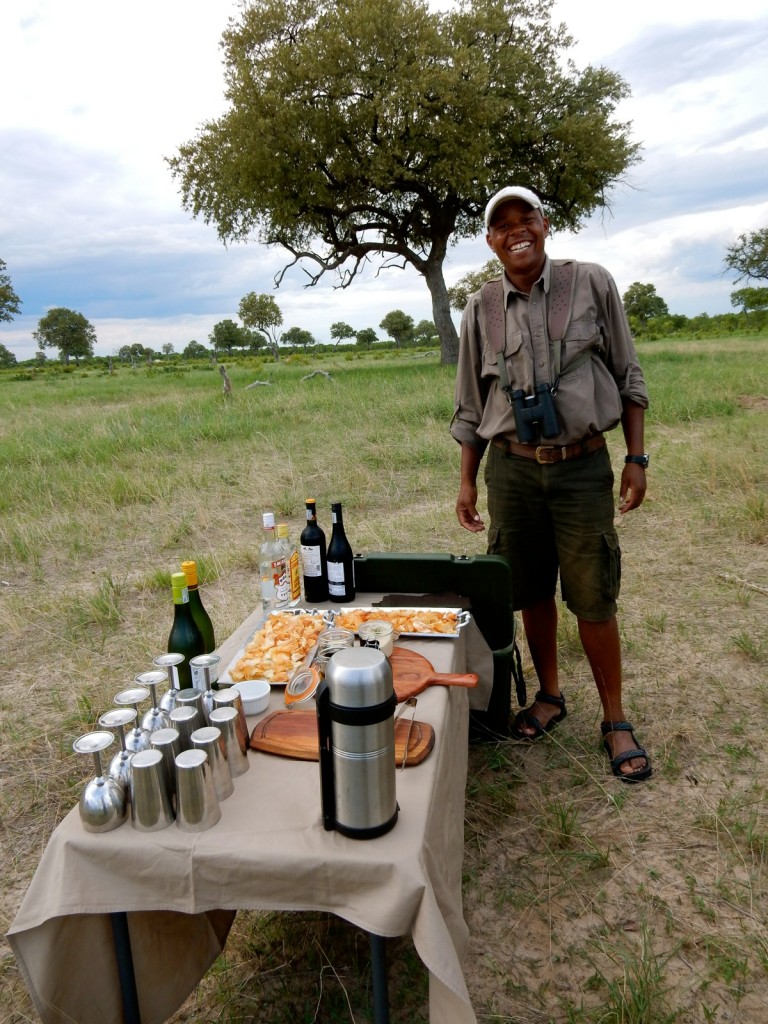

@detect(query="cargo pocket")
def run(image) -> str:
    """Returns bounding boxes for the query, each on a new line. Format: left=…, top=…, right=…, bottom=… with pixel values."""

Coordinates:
left=601, top=531, right=622, bottom=601
left=487, top=525, right=501, bottom=557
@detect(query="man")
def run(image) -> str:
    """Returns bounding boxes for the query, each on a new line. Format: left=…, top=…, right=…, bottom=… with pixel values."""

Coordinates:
left=451, top=185, right=652, bottom=782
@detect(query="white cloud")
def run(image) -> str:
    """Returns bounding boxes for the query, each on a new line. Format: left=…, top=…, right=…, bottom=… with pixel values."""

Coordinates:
left=1, top=0, right=767, bottom=361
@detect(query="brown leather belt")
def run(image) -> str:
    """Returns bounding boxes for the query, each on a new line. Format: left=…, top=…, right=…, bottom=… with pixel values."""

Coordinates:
left=492, top=433, right=605, bottom=465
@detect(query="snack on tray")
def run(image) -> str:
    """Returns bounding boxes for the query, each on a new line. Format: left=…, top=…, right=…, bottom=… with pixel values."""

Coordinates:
left=333, top=608, right=459, bottom=635
left=229, top=613, right=327, bottom=684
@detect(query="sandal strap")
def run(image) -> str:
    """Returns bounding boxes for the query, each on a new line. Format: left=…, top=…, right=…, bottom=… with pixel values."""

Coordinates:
left=601, top=720, right=634, bottom=735
left=535, top=690, right=566, bottom=710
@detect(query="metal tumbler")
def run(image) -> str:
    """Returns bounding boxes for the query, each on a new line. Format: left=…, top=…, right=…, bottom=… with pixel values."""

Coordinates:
left=175, top=749, right=221, bottom=832
left=190, top=726, right=234, bottom=801
left=129, top=749, right=175, bottom=831
left=209, top=706, right=249, bottom=777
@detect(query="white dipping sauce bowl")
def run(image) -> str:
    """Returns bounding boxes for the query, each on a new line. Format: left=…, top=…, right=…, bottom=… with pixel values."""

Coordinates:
left=233, top=678, right=271, bottom=716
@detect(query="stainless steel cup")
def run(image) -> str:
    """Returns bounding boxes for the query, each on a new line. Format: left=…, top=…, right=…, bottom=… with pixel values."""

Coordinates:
left=212, top=687, right=250, bottom=751
left=149, top=727, right=182, bottom=799
left=191, top=726, right=234, bottom=801
left=175, top=749, right=221, bottom=832
left=129, top=749, right=175, bottom=831
left=176, top=688, right=204, bottom=715
left=209, top=706, right=250, bottom=777
left=169, top=705, right=202, bottom=749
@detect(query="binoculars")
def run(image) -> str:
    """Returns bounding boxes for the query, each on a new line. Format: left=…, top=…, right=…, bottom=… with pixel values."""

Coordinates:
left=510, top=383, right=560, bottom=443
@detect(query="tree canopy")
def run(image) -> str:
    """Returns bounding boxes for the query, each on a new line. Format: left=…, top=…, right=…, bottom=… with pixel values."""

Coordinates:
left=380, top=310, right=414, bottom=347
left=239, top=292, right=283, bottom=357
left=33, top=307, right=96, bottom=365
left=448, top=259, right=504, bottom=311
left=622, top=282, right=669, bottom=327
left=1, top=259, right=22, bottom=323
left=0, top=342, right=17, bottom=368
left=724, top=227, right=768, bottom=283
left=169, top=0, right=638, bottom=364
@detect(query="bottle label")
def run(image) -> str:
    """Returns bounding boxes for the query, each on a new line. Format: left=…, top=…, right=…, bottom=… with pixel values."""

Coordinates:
left=327, top=561, right=354, bottom=597
left=288, top=550, right=302, bottom=601
left=274, top=558, right=289, bottom=604
left=301, top=543, right=323, bottom=578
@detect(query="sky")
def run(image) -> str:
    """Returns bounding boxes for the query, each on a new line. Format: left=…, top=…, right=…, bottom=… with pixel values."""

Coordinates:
left=1, top=0, right=767, bottom=361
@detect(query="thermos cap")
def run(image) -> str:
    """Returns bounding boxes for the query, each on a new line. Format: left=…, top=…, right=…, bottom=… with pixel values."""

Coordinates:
left=324, top=647, right=393, bottom=708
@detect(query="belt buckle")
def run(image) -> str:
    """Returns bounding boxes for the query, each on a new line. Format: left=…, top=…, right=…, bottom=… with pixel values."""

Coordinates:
left=535, top=445, right=557, bottom=464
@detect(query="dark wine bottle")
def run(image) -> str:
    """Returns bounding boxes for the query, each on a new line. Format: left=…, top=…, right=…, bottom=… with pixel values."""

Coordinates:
left=181, top=560, right=215, bottom=652
left=299, top=498, right=328, bottom=603
left=168, top=571, right=206, bottom=690
left=327, top=502, right=355, bottom=603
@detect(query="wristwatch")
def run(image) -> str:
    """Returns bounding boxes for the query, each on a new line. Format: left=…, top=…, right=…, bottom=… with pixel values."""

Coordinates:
left=625, top=454, right=650, bottom=468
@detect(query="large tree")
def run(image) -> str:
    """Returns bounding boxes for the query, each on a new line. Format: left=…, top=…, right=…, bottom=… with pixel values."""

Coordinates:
left=209, top=318, right=249, bottom=355
left=33, top=307, right=96, bottom=365
left=622, top=282, right=669, bottom=328
left=169, top=0, right=638, bottom=364
left=0, top=342, right=17, bottom=368
left=724, top=227, right=768, bottom=283
left=380, top=310, right=414, bottom=348
left=238, top=292, right=283, bottom=358
left=0, top=259, right=22, bottom=322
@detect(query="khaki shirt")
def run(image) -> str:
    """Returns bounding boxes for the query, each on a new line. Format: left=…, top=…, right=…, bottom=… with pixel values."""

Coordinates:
left=450, top=257, right=649, bottom=450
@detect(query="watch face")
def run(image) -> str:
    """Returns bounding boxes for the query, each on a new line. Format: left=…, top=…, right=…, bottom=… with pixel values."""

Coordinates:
left=627, top=454, right=649, bottom=467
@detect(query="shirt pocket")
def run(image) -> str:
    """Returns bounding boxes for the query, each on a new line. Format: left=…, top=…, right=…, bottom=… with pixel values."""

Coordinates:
left=482, top=329, right=527, bottom=386
left=560, top=318, right=602, bottom=379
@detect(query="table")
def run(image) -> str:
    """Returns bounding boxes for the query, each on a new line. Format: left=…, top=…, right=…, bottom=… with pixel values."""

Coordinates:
left=8, top=597, right=492, bottom=1024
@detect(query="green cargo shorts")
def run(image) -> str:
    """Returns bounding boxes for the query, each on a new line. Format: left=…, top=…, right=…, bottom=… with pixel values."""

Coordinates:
left=484, top=442, right=621, bottom=621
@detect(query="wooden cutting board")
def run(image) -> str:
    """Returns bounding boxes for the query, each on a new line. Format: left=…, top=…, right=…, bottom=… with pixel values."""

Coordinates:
left=250, top=710, right=435, bottom=766
left=389, top=646, right=478, bottom=702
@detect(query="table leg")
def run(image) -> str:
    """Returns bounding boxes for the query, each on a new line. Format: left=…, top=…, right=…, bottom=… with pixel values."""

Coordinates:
left=110, top=911, right=142, bottom=1024
left=369, top=932, right=390, bottom=1024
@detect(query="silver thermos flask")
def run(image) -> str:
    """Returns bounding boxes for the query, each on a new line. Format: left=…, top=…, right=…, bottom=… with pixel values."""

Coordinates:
left=316, top=647, right=399, bottom=839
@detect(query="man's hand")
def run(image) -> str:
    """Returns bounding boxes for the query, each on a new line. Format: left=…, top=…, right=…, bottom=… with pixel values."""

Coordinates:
left=456, top=483, right=485, bottom=532
left=618, top=463, right=646, bottom=513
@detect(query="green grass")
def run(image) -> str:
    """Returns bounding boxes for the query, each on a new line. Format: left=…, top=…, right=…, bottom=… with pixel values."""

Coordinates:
left=1, top=337, right=767, bottom=1023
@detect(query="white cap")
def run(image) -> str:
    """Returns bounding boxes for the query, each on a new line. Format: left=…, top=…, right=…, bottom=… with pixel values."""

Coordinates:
left=262, top=511, right=275, bottom=528
left=484, top=186, right=544, bottom=229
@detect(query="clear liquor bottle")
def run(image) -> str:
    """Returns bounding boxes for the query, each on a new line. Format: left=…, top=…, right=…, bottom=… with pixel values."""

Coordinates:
left=260, top=512, right=289, bottom=613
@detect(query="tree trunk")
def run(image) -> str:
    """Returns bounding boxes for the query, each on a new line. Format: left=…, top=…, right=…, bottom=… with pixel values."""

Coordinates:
left=422, top=255, right=459, bottom=366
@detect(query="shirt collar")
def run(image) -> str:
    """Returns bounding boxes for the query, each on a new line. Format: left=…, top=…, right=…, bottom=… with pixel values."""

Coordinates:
left=501, top=255, right=551, bottom=303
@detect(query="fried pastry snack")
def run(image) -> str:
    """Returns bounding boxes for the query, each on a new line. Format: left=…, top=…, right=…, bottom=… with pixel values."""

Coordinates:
left=229, top=613, right=327, bottom=684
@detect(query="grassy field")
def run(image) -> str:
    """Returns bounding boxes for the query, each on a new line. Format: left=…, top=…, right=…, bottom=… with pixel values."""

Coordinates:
left=1, top=338, right=767, bottom=1022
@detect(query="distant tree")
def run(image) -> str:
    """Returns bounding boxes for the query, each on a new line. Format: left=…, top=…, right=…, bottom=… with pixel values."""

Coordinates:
left=283, top=326, right=316, bottom=350
left=725, top=227, right=768, bottom=283
left=413, top=319, right=437, bottom=345
left=622, top=282, right=669, bottom=328
left=730, top=286, right=768, bottom=313
left=33, top=307, right=96, bottom=365
left=169, top=0, right=639, bottom=365
left=379, top=310, right=414, bottom=348
left=34, top=350, right=47, bottom=364
left=118, top=342, right=150, bottom=363
left=209, top=319, right=247, bottom=355
left=183, top=339, right=210, bottom=359
left=238, top=292, right=282, bottom=358
left=448, top=260, right=504, bottom=311
left=330, top=321, right=356, bottom=346
left=0, top=342, right=17, bottom=367
left=0, top=259, right=22, bottom=322
left=356, top=327, right=377, bottom=349
left=162, top=342, right=175, bottom=356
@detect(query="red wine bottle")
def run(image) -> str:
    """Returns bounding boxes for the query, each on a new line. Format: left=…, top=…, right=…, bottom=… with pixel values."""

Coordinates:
left=327, top=502, right=355, bottom=603
left=299, top=499, right=328, bottom=603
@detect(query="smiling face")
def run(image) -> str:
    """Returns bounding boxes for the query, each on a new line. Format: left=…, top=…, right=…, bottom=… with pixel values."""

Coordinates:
left=486, top=198, right=549, bottom=293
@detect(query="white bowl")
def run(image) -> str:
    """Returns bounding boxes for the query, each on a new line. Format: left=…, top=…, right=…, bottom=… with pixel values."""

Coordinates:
left=233, top=678, right=271, bottom=716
